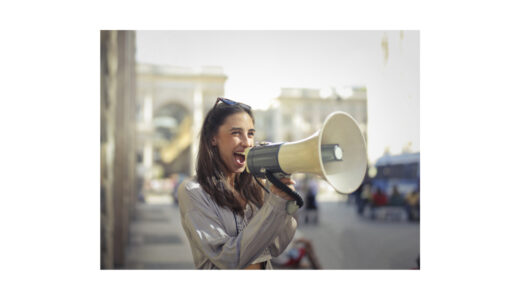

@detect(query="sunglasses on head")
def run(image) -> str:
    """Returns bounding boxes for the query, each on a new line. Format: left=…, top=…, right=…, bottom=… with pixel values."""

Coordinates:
left=214, top=97, right=252, bottom=111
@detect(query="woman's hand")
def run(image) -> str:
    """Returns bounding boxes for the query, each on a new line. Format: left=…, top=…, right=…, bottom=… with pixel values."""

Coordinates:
left=270, top=177, right=296, bottom=201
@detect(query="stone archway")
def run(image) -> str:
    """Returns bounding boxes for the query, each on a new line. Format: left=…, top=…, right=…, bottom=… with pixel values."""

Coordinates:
left=153, top=102, right=192, bottom=176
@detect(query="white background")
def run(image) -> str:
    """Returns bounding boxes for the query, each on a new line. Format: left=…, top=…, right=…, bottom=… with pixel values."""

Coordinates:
left=1, top=1, right=519, bottom=299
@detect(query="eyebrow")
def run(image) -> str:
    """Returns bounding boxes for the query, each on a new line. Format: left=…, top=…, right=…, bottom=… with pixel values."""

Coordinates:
left=229, top=127, right=256, bottom=132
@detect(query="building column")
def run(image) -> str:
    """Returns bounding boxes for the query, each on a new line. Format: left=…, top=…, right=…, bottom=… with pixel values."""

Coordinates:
left=190, top=84, right=203, bottom=176
left=100, top=30, right=137, bottom=269
left=142, top=94, right=154, bottom=180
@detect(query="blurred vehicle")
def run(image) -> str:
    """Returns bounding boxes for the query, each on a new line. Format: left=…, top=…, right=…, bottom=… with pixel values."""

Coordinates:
left=357, top=152, right=420, bottom=221
left=372, top=152, right=419, bottom=196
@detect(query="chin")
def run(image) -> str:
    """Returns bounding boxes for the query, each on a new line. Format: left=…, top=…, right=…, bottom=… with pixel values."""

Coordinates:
left=233, top=166, right=246, bottom=174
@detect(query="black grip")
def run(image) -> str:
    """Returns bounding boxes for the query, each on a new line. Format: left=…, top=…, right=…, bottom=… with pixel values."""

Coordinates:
left=265, top=170, right=304, bottom=208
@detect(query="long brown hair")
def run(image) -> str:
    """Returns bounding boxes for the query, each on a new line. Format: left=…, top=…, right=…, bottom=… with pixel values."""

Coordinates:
left=196, top=100, right=264, bottom=216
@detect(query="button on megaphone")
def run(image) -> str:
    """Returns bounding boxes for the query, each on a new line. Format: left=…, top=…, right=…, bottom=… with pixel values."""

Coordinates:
left=244, top=111, right=367, bottom=194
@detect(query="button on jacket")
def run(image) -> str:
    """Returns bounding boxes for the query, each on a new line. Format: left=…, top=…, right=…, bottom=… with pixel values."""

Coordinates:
left=178, top=178, right=297, bottom=269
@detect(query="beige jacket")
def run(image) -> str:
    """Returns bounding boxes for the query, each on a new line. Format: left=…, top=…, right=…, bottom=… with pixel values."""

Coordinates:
left=178, top=178, right=297, bottom=269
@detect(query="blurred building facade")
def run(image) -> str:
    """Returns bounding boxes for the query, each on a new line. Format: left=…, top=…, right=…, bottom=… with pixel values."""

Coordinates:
left=100, top=30, right=138, bottom=269
left=135, top=63, right=227, bottom=182
left=256, top=87, right=368, bottom=144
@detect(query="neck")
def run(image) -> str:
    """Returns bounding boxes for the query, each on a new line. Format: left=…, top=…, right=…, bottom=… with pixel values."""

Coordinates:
left=225, top=173, right=236, bottom=187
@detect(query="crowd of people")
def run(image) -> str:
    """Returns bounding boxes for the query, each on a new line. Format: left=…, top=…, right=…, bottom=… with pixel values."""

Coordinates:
left=355, top=182, right=420, bottom=221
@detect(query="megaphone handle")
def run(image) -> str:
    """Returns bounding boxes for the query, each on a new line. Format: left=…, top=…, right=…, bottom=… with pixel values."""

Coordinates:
left=265, top=170, right=304, bottom=208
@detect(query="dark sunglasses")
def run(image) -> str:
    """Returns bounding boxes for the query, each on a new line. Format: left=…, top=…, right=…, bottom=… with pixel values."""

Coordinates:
left=214, top=97, right=251, bottom=111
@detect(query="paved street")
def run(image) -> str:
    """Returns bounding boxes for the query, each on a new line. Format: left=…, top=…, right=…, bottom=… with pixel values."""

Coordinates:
left=295, top=201, right=420, bottom=269
left=124, top=194, right=419, bottom=270
left=124, top=197, right=194, bottom=269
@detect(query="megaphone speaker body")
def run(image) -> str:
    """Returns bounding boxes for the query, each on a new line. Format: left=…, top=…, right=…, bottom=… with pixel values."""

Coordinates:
left=245, top=111, right=367, bottom=194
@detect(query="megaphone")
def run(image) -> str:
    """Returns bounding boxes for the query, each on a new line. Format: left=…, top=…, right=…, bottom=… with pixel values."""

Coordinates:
left=244, top=111, right=367, bottom=194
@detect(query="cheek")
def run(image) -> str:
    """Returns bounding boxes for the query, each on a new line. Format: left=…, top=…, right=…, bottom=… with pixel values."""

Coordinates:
left=217, top=144, right=228, bottom=157
left=217, top=139, right=233, bottom=156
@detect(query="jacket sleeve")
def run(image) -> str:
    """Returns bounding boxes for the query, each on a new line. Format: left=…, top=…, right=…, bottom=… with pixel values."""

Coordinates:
left=179, top=183, right=297, bottom=269
left=268, top=212, right=297, bottom=257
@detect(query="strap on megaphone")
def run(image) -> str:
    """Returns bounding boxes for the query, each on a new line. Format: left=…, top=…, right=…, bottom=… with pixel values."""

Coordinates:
left=264, top=170, right=304, bottom=208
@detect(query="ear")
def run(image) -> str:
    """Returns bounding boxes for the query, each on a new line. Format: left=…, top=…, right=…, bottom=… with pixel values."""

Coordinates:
left=211, top=137, right=217, bottom=146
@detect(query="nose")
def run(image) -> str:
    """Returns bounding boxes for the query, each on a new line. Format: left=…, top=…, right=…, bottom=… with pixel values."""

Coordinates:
left=240, top=133, right=253, bottom=148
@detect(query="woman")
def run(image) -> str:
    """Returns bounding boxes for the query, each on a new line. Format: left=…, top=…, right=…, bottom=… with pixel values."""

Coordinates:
left=178, top=97, right=298, bottom=269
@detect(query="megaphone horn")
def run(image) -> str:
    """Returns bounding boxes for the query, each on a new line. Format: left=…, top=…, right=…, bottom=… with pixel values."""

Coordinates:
left=244, top=111, right=367, bottom=194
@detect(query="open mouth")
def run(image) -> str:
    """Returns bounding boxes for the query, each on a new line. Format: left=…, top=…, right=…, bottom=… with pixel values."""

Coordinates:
left=234, top=152, right=246, bottom=165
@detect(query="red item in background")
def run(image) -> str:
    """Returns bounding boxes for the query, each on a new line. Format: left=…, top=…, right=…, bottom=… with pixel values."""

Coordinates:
left=284, top=247, right=306, bottom=266
left=373, top=192, right=388, bottom=206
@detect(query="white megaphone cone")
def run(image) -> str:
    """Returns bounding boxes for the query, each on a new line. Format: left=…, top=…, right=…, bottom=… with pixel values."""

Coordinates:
left=245, top=111, right=367, bottom=194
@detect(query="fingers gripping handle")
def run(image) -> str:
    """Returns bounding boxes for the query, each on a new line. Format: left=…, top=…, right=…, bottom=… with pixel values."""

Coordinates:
left=265, top=170, right=304, bottom=208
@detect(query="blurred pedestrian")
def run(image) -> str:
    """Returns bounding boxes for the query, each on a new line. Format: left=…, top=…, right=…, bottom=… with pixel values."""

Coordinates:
left=389, top=185, right=404, bottom=206
left=350, top=177, right=363, bottom=205
left=358, top=182, right=372, bottom=215
left=178, top=97, right=298, bottom=269
left=373, top=188, right=388, bottom=206
left=370, top=187, right=388, bottom=219
left=303, top=176, right=319, bottom=224
left=405, top=188, right=420, bottom=221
